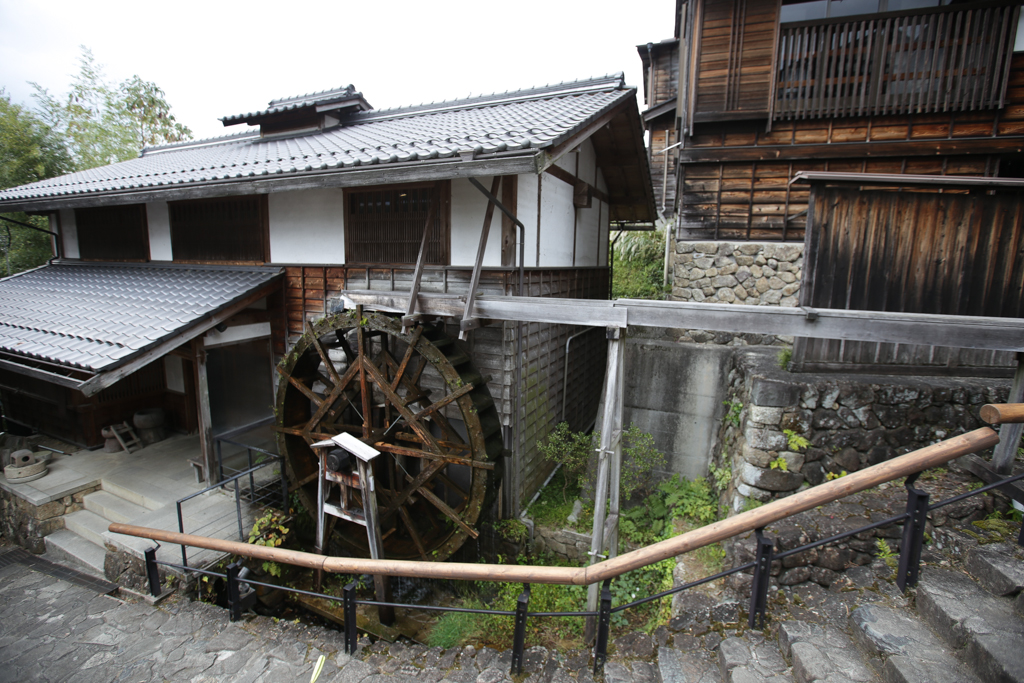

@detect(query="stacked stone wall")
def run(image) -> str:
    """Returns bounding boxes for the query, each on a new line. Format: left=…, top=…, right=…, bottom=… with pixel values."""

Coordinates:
left=0, top=486, right=98, bottom=553
left=668, top=241, right=803, bottom=346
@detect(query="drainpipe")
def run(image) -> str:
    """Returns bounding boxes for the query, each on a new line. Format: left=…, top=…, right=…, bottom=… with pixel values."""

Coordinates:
left=562, top=327, right=597, bottom=423
left=659, top=140, right=683, bottom=287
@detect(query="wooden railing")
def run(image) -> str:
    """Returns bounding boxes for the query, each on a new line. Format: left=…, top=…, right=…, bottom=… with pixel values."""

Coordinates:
left=110, top=423, right=1001, bottom=585
left=774, top=2, right=1019, bottom=120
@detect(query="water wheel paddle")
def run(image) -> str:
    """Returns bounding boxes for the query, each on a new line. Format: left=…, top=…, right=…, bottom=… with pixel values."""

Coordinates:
left=275, top=309, right=503, bottom=561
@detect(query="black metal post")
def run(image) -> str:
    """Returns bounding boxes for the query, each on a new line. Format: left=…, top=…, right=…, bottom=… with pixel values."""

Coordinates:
left=247, top=448, right=255, bottom=501
left=144, top=547, right=161, bottom=597
left=593, top=579, right=612, bottom=675
left=235, top=479, right=245, bottom=542
left=216, top=439, right=224, bottom=486
left=280, top=457, right=289, bottom=509
left=343, top=581, right=358, bottom=655
left=897, top=474, right=930, bottom=592
left=748, top=528, right=774, bottom=629
left=510, top=584, right=530, bottom=675
left=227, top=562, right=242, bottom=622
left=176, top=501, right=188, bottom=568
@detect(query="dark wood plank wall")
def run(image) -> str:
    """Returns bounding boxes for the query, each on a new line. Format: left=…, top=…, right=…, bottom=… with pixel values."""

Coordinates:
left=793, top=185, right=1024, bottom=374
left=693, top=0, right=779, bottom=119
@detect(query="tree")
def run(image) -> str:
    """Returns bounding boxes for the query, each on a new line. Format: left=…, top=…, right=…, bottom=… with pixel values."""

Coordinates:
left=0, top=90, right=72, bottom=276
left=31, top=46, right=192, bottom=170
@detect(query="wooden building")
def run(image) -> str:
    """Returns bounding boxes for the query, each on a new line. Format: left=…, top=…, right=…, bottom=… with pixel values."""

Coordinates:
left=0, top=78, right=656, bottom=523
left=640, top=0, right=1024, bottom=240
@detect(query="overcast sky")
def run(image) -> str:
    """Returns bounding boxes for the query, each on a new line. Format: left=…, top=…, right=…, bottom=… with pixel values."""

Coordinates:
left=0, top=0, right=675, bottom=142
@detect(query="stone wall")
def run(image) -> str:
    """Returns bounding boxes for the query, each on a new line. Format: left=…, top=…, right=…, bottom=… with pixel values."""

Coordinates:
left=668, top=241, right=803, bottom=346
left=712, top=348, right=1010, bottom=511
left=532, top=525, right=592, bottom=563
left=0, top=485, right=97, bottom=553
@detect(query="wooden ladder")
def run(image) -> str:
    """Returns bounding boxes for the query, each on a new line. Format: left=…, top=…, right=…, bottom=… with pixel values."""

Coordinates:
left=110, top=422, right=142, bottom=453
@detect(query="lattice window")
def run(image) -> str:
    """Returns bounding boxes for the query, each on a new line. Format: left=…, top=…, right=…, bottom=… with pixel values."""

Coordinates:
left=74, top=204, right=149, bottom=261
left=169, top=195, right=267, bottom=262
left=345, top=183, right=449, bottom=265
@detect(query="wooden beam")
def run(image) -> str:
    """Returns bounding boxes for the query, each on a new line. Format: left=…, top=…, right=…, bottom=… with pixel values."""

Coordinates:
left=543, top=165, right=610, bottom=204
left=192, top=338, right=215, bottom=484
left=538, top=97, right=633, bottom=173
left=337, top=292, right=1024, bottom=352
left=403, top=203, right=436, bottom=331
left=677, top=136, right=1024, bottom=164
left=461, top=177, right=501, bottom=339
left=992, top=354, right=1024, bottom=473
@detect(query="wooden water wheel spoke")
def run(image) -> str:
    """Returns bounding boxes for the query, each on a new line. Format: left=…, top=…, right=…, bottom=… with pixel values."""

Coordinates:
left=277, top=310, right=501, bottom=561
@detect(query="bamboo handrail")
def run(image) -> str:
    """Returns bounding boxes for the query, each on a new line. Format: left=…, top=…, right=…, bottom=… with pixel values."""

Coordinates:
left=109, top=426, right=999, bottom=586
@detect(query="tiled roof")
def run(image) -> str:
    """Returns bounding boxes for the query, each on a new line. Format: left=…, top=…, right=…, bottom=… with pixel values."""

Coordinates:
left=0, top=263, right=281, bottom=373
left=0, top=75, right=631, bottom=205
left=220, top=84, right=368, bottom=124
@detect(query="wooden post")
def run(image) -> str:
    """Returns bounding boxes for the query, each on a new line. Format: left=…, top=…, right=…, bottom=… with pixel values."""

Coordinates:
left=605, top=336, right=625, bottom=560
left=191, top=338, right=215, bottom=484
left=402, top=205, right=436, bottom=333
left=460, top=176, right=501, bottom=340
left=353, top=441, right=395, bottom=626
left=992, top=352, right=1024, bottom=474
left=585, top=328, right=623, bottom=642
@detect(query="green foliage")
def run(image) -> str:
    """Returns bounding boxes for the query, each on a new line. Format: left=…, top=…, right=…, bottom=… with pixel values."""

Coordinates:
left=538, top=422, right=593, bottom=502
left=769, top=456, right=788, bottom=472
left=723, top=400, right=743, bottom=428
left=875, top=538, right=898, bottom=569
left=611, top=229, right=665, bottom=300
left=777, top=347, right=793, bottom=369
left=620, top=475, right=719, bottom=546
left=783, top=429, right=810, bottom=452
left=427, top=604, right=485, bottom=648
left=493, top=519, right=528, bottom=544
left=527, top=467, right=592, bottom=532
left=31, top=46, right=191, bottom=171
left=825, top=470, right=848, bottom=481
left=708, top=460, right=731, bottom=492
left=742, top=498, right=764, bottom=512
left=620, top=424, right=667, bottom=501
left=248, top=508, right=291, bottom=577
left=609, top=557, right=675, bottom=628
left=0, top=90, right=73, bottom=275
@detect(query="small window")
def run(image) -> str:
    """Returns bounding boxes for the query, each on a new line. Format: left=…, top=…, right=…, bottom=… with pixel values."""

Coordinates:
left=74, top=204, right=149, bottom=261
left=169, top=195, right=267, bottom=262
left=345, top=183, right=449, bottom=265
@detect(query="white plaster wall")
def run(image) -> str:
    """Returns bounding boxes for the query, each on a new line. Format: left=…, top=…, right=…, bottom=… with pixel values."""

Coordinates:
left=450, top=178, right=503, bottom=267
left=268, top=189, right=345, bottom=264
left=538, top=174, right=575, bottom=266
left=147, top=201, right=172, bottom=261
left=517, top=173, right=540, bottom=268
left=203, top=322, right=272, bottom=348
left=575, top=197, right=601, bottom=267
left=59, top=209, right=78, bottom=259
left=164, top=355, right=185, bottom=393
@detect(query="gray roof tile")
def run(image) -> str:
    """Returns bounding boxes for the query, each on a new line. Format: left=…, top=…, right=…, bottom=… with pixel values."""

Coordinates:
left=0, top=75, right=630, bottom=204
left=0, top=263, right=281, bottom=372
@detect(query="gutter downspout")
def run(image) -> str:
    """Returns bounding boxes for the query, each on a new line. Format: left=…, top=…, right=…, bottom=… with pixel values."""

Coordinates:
left=659, top=140, right=683, bottom=287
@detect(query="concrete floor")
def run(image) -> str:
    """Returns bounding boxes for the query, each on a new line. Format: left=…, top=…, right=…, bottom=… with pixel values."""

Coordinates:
left=1, top=429, right=282, bottom=573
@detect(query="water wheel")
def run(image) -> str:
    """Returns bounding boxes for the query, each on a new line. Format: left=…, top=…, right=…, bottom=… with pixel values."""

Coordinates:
left=274, top=309, right=503, bottom=562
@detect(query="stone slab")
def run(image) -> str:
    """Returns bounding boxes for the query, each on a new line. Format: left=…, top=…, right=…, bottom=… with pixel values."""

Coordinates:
left=83, top=490, right=150, bottom=524
left=43, top=529, right=106, bottom=577
left=964, top=543, right=1024, bottom=597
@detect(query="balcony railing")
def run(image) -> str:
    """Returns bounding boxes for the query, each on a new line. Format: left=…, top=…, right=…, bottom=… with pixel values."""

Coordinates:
left=773, top=2, right=1019, bottom=120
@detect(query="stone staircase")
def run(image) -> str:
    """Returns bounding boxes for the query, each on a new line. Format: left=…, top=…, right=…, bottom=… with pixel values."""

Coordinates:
left=653, top=534, right=1023, bottom=683
left=43, top=479, right=252, bottom=580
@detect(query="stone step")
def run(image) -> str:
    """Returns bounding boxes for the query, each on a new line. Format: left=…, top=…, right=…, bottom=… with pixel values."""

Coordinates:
left=658, top=645, right=723, bottom=683
left=851, top=604, right=983, bottom=683
left=63, top=509, right=111, bottom=547
left=719, top=634, right=794, bottom=683
left=777, top=621, right=878, bottom=683
left=916, top=567, right=1024, bottom=683
left=964, top=543, right=1024, bottom=597
left=83, top=489, right=150, bottom=524
left=43, top=529, right=105, bottom=577
left=100, top=476, right=178, bottom=511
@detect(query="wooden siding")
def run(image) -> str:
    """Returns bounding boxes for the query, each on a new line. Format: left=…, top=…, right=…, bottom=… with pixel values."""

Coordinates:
left=793, top=184, right=1024, bottom=374
left=344, top=182, right=450, bottom=265
left=75, top=204, right=149, bottom=261
left=169, top=195, right=267, bottom=262
left=677, top=154, right=994, bottom=241
left=692, top=0, right=780, bottom=120
left=775, top=2, right=1019, bottom=121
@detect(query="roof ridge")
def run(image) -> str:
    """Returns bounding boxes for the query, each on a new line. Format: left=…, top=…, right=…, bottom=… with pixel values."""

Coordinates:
left=268, top=84, right=355, bottom=107
left=141, top=129, right=261, bottom=156
left=351, top=73, right=626, bottom=122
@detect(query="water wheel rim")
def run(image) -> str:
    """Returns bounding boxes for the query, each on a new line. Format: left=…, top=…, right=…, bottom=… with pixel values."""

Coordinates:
left=275, top=309, right=500, bottom=562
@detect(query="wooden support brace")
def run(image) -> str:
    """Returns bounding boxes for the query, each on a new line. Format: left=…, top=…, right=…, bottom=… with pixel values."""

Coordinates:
left=460, top=176, right=501, bottom=340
